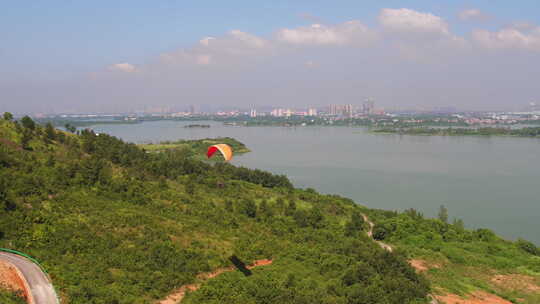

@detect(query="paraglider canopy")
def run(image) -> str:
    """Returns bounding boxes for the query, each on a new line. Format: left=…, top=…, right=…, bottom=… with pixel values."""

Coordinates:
left=207, top=144, right=233, bottom=161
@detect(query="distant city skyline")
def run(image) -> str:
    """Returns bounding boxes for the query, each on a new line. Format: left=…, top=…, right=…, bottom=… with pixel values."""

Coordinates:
left=21, top=100, right=540, bottom=118
left=2, top=1, right=540, bottom=113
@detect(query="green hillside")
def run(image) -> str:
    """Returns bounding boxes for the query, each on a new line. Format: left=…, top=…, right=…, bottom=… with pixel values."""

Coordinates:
left=365, top=209, right=540, bottom=303
left=0, top=116, right=428, bottom=303
left=0, top=115, right=538, bottom=304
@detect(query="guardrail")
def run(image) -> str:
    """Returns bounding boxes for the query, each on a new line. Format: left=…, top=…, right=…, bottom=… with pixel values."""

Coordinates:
left=0, top=248, right=61, bottom=304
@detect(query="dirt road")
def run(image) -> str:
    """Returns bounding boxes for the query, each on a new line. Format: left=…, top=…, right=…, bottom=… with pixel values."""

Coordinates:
left=158, top=259, right=273, bottom=304
left=0, top=252, right=59, bottom=304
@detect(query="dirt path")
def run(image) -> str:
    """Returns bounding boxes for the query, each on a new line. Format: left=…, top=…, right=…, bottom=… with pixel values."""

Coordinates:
left=157, top=259, right=273, bottom=304
left=434, top=291, right=513, bottom=304
left=361, top=214, right=441, bottom=304
left=361, top=214, right=393, bottom=252
left=359, top=214, right=521, bottom=304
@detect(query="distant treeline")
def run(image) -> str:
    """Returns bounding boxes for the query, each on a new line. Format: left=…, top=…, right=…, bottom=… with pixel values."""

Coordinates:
left=372, top=127, right=540, bottom=137
left=38, top=118, right=139, bottom=128
left=184, top=124, right=210, bottom=128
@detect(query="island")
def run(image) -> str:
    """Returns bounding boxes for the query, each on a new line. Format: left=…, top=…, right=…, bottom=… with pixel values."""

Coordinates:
left=184, top=124, right=211, bottom=128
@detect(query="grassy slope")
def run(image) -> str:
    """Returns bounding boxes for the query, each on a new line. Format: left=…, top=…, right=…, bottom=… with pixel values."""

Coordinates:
left=366, top=209, right=540, bottom=303
left=1, top=118, right=538, bottom=303
left=0, top=120, right=428, bottom=304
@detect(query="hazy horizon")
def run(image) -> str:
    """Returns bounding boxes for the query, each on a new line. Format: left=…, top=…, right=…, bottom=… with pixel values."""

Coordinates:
left=2, top=1, right=540, bottom=114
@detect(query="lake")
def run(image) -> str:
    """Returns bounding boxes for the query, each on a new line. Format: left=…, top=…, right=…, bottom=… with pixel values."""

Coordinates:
left=91, top=120, right=540, bottom=244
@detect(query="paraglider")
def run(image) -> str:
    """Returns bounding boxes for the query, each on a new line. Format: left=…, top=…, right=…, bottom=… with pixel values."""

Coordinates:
left=207, top=144, right=233, bottom=161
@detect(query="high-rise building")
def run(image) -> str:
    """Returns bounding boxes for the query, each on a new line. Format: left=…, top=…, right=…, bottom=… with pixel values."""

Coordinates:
left=329, top=104, right=341, bottom=116
left=284, top=109, right=293, bottom=117
left=308, top=108, right=318, bottom=116
left=271, top=108, right=284, bottom=117
left=250, top=109, right=257, bottom=118
left=188, top=105, right=198, bottom=114
left=343, top=104, right=354, bottom=118
left=362, top=99, right=375, bottom=115
left=530, top=102, right=538, bottom=112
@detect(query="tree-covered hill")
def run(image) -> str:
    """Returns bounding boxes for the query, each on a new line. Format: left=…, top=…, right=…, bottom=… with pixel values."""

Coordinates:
left=365, top=208, right=540, bottom=303
left=1, top=114, right=538, bottom=303
left=0, top=115, right=429, bottom=303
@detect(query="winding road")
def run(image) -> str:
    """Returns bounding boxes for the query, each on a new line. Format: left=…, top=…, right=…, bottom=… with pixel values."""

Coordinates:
left=0, top=252, right=59, bottom=304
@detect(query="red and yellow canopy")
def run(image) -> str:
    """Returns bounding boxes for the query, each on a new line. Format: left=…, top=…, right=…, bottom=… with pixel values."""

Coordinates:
left=206, top=144, right=233, bottom=161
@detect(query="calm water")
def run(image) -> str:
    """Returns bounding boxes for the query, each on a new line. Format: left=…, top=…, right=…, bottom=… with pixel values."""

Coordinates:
left=92, top=121, right=540, bottom=244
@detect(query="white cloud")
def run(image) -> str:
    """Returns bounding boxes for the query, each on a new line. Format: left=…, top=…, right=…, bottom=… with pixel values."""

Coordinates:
left=472, top=26, right=540, bottom=51
left=458, top=9, right=489, bottom=22
left=109, top=10, right=540, bottom=77
left=379, top=8, right=449, bottom=35
left=159, top=30, right=270, bottom=67
left=199, top=37, right=215, bottom=46
left=108, top=63, right=137, bottom=73
left=229, top=30, right=267, bottom=48
left=276, top=21, right=376, bottom=46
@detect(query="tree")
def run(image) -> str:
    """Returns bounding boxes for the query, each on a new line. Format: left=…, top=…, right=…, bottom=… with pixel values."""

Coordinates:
left=438, top=205, right=448, bottom=224
left=259, top=199, right=273, bottom=218
left=404, top=208, right=423, bottom=220
left=21, top=129, right=32, bottom=150
left=185, top=176, right=196, bottom=195
left=308, top=207, right=324, bottom=228
left=45, top=123, right=56, bottom=141
left=20, top=116, right=36, bottom=130
left=285, top=199, right=297, bottom=216
left=3, top=112, right=13, bottom=121
left=452, top=218, right=464, bottom=230
left=373, top=225, right=388, bottom=240
left=65, top=123, right=77, bottom=133
left=225, top=200, right=234, bottom=212
left=275, top=197, right=285, bottom=215
left=0, top=146, right=12, bottom=168
left=293, top=210, right=309, bottom=227
left=345, top=211, right=364, bottom=236
left=0, top=174, right=8, bottom=203
left=0, top=174, right=15, bottom=212
left=158, top=176, right=168, bottom=189
left=516, top=239, right=538, bottom=255
left=240, top=199, right=257, bottom=218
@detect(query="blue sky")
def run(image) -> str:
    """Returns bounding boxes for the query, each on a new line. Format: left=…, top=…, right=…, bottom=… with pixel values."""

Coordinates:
left=2, top=1, right=538, bottom=70
left=1, top=1, right=540, bottom=113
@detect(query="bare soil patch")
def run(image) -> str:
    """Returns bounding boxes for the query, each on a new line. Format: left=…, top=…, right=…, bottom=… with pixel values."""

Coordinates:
left=158, top=259, right=273, bottom=304
left=409, top=259, right=429, bottom=272
left=491, top=274, right=540, bottom=293
left=0, top=260, right=29, bottom=300
left=409, top=259, right=441, bottom=273
left=435, top=291, right=512, bottom=304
